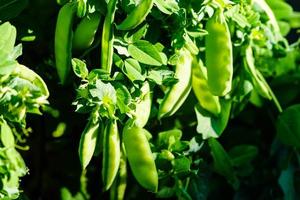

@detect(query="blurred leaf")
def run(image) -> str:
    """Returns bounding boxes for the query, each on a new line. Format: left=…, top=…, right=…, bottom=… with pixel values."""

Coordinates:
left=276, top=104, right=300, bottom=148
left=0, top=0, right=28, bottom=21
left=208, top=138, right=239, bottom=189
left=195, top=100, right=231, bottom=139
left=157, top=129, right=182, bottom=149
left=228, top=145, right=258, bottom=167
left=0, top=121, right=15, bottom=148
left=172, top=156, right=191, bottom=174
left=278, top=164, right=296, bottom=200
left=154, top=0, right=179, bottom=15
left=156, top=186, right=175, bottom=198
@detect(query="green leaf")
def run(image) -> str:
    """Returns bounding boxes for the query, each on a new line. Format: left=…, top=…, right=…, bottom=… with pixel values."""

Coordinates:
left=172, top=156, right=191, bottom=174
left=0, top=0, right=28, bottom=21
left=1, top=121, right=15, bottom=148
left=276, top=104, right=300, bottom=148
left=128, top=40, right=163, bottom=66
left=287, top=12, right=300, bottom=28
left=114, top=38, right=130, bottom=57
left=88, top=69, right=110, bottom=81
left=113, top=82, right=132, bottom=113
left=6, top=148, right=27, bottom=176
left=60, top=187, right=73, bottom=200
left=278, top=164, right=297, bottom=200
left=72, top=58, right=89, bottom=79
left=228, top=145, right=258, bottom=167
left=123, top=58, right=145, bottom=82
left=195, top=100, right=231, bottom=139
left=153, top=0, right=179, bottom=15
left=208, top=138, right=239, bottom=189
left=0, top=22, right=17, bottom=55
left=124, top=23, right=148, bottom=43
left=0, top=60, right=19, bottom=75
left=278, top=21, right=291, bottom=36
left=156, top=186, right=175, bottom=198
left=157, top=129, right=182, bottom=149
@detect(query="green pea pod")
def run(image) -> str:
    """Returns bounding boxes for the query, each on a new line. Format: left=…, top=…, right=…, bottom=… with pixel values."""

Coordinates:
left=192, top=58, right=221, bottom=116
left=73, top=12, right=101, bottom=51
left=244, top=45, right=272, bottom=100
left=54, top=2, right=77, bottom=85
left=158, top=48, right=193, bottom=119
left=13, top=64, right=49, bottom=98
left=252, top=0, right=280, bottom=34
left=78, top=117, right=100, bottom=169
left=205, top=10, right=233, bottom=96
left=133, top=81, right=152, bottom=127
left=117, top=0, right=153, bottom=30
left=101, top=0, right=117, bottom=74
left=110, top=144, right=127, bottom=200
left=123, top=123, right=158, bottom=192
left=102, top=119, right=120, bottom=191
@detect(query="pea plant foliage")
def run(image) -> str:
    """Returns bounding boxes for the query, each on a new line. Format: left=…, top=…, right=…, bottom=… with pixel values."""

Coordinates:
left=1, top=0, right=300, bottom=199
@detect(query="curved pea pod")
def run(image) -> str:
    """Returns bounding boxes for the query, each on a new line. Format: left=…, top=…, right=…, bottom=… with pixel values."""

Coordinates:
left=116, top=0, right=153, bottom=30
left=158, top=48, right=193, bottom=119
left=192, top=58, right=221, bottom=116
left=72, top=12, right=101, bottom=51
left=78, top=118, right=100, bottom=169
left=244, top=45, right=272, bottom=100
left=13, top=64, right=49, bottom=98
left=55, top=2, right=77, bottom=85
left=133, top=81, right=152, bottom=127
left=252, top=0, right=280, bottom=33
left=205, top=10, right=233, bottom=96
left=122, top=124, right=158, bottom=192
left=102, top=119, right=120, bottom=191
left=110, top=144, right=127, bottom=200
left=101, top=0, right=117, bottom=74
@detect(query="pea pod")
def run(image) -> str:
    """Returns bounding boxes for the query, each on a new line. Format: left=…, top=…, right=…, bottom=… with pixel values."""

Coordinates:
left=102, top=119, right=120, bottom=191
left=205, top=10, right=233, bottom=96
left=78, top=117, right=100, bottom=169
left=101, top=0, right=117, bottom=74
left=158, top=48, right=192, bottom=119
left=72, top=12, right=101, bottom=51
left=244, top=45, right=272, bottom=100
left=116, top=0, right=153, bottom=30
left=110, top=144, right=127, bottom=200
left=13, top=64, right=49, bottom=98
left=192, top=58, right=221, bottom=116
left=133, top=81, right=152, bottom=127
left=252, top=0, right=280, bottom=33
left=122, top=123, right=158, bottom=192
left=54, top=2, right=77, bottom=85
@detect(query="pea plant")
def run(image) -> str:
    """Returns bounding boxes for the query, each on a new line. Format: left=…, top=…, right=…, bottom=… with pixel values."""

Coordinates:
left=0, top=22, right=49, bottom=198
left=0, top=0, right=300, bottom=199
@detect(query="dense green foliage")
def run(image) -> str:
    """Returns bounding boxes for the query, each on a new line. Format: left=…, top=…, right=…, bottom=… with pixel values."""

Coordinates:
left=0, top=0, right=300, bottom=199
